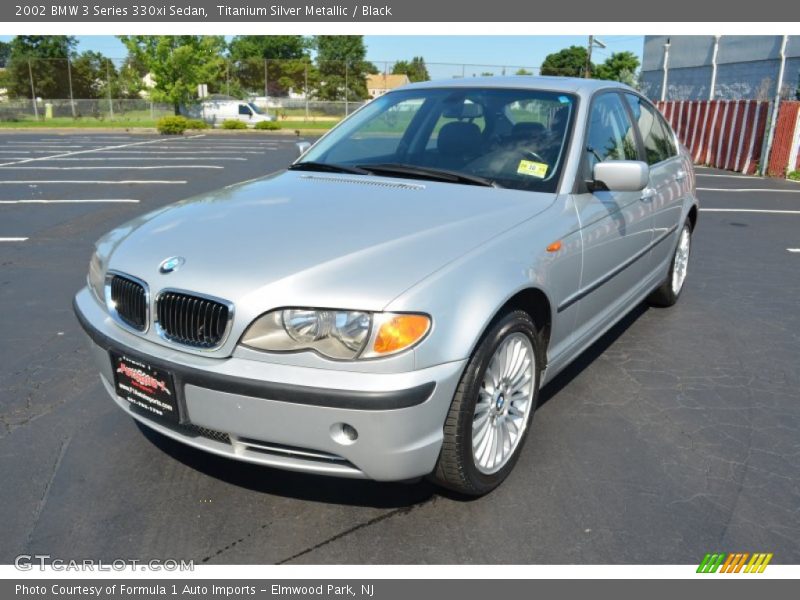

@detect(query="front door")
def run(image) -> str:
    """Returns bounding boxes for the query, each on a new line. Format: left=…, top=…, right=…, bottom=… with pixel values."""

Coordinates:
left=568, top=91, right=653, bottom=342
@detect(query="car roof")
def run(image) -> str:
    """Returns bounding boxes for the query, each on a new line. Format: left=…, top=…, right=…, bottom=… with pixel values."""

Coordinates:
left=397, top=76, right=634, bottom=98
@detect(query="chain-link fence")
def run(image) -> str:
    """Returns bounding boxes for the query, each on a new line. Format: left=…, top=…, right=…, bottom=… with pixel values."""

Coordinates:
left=0, top=56, right=548, bottom=123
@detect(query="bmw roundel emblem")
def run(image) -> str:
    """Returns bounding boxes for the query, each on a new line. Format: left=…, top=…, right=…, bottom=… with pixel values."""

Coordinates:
left=159, top=256, right=185, bottom=274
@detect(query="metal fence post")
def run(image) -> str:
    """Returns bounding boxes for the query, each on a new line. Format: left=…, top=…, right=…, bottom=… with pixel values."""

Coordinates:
left=66, top=57, right=76, bottom=118
left=27, top=60, right=39, bottom=120
left=264, top=58, right=269, bottom=109
left=345, top=61, right=349, bottom=116
left=106, top=62, right=113, bottom=119
left=304, top=62, right=309, bottom=121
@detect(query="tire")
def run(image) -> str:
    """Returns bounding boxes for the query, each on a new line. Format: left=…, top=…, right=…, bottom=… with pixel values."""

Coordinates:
left=647, top=219, right=693, bottom=308
left=430, top=310, right=542, bottom=496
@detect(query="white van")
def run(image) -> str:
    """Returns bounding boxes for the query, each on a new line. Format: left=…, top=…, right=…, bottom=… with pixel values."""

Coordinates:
left=187, top=99, right=276, bottom=127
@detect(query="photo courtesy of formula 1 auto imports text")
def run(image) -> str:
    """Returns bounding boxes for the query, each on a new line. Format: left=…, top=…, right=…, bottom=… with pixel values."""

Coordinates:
left=0, top=0, right=799, bottom=597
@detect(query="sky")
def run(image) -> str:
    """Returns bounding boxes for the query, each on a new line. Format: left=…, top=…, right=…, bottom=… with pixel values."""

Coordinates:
left=0, top=35, right=645, bottom=74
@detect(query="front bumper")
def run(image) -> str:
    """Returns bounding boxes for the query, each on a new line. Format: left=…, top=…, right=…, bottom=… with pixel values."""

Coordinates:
left=73, top=287, right=465, bottom=481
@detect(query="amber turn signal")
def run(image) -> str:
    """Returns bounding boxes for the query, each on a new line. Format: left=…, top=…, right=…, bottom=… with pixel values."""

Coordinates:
left=372, top=314, right=431, bottom=355
left=546, top=240, right=563, bottom=253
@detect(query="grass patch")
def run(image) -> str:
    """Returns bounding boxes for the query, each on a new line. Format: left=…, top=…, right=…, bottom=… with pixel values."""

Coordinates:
left=788, top=170, right=800, bottom=181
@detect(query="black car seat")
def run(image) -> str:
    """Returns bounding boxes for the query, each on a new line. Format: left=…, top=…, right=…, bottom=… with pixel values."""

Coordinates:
left=437, top=121, right=483, bottom=168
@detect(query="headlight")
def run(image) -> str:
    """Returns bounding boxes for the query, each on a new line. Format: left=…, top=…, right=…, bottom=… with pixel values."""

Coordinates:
left=240, top=309, right=430, bottom=360
left=87, top=251, right=105, bottom=303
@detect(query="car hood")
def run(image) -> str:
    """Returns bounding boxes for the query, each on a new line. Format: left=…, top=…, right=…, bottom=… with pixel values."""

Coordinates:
left=100, top=170, right=555, bottom=313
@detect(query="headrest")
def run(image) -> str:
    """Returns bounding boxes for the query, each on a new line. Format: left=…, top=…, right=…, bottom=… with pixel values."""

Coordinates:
left=510, top=121, right=546, bottom=139
left=438, top=121, right=482, bottom=156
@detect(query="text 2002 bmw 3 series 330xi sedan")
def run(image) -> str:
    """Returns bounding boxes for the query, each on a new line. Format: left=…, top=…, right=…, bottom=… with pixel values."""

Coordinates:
left=74, top=77, right=698, bottom=495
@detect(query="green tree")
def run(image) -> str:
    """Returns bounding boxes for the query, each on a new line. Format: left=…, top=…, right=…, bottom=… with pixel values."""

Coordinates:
left=594, top=51, right=640, bottom=85
left=118, top=35, right=226, bottom=114
left=541, top=45, right=592, bottom=78
left=392, top=56, right=430, bottom=83
left=515, top=68, right=534, bottom=76
left=313, top=36, right=376, bottom=101
left=69, top=51, right=115, bottom=99
left=6, top=36, right=77, bottom=98
left=228, top=35, right=311, bottom=97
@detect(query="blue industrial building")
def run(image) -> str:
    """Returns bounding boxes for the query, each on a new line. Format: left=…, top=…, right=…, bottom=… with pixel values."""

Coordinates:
left=640, top=36, right=800, bottom=102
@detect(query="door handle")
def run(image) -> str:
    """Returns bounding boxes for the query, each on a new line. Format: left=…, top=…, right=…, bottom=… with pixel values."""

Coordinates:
left=641, top=187, right=656, bottom=202
left=675, top=170, right=687, bottom=182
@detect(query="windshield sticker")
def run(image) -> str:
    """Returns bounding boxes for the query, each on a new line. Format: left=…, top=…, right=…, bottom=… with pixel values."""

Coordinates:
left=517, top=160, right=548, bottom=178
left=558, top=95, right=571, bottom=104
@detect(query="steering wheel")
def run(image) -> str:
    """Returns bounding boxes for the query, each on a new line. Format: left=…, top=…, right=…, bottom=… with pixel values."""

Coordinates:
left=519, top=148, right=547, bottom=163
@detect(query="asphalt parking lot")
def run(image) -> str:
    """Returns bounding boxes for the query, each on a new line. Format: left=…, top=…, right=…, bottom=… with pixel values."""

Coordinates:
left=1, top=133, right=798, bottom=565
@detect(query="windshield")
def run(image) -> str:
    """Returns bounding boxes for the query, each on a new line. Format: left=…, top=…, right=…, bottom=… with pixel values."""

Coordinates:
left=248, top=102, right=264, bottom=115
left=298, top=87, right=576, bottom=192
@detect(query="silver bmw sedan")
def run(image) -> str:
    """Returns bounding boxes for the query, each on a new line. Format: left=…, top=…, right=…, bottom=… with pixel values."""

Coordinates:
left=74, top=77, right=698, bottom=495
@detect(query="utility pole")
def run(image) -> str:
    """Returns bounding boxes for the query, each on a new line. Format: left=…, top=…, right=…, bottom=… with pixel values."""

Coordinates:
left=264, top=58, right=269, bottom=110
left=585, top=36, right=606, bottom=78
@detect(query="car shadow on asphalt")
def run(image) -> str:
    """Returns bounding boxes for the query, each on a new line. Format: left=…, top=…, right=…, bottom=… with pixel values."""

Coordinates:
left=137, top=302, right=649, bottom=507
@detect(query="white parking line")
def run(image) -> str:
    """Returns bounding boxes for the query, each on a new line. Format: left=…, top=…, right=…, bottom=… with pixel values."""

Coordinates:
left=1, top=144, right=86, bottom=148
left=0, top=135, right=204, bottom=168
left=788, top=248, right=800, bottom=253
left=0, top=180, right=186, bottom=185
left=96, top=150, right=271, bottom=155
left=34, top=157, right=247, bottom=161
left=0, top=237, right=28, bottom=242
left=697, top=187, right=800, bottom=193
left=0, top=165, right=224, bottom=170
left=700, top=208, right=800, bottom=214
left=0, top=199, right=140, bottom=204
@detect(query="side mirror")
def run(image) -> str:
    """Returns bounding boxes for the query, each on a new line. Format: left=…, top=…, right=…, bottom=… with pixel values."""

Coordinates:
left=295, top=141, right=311, bottom=159
left=592, top=160, right=649, bottom=192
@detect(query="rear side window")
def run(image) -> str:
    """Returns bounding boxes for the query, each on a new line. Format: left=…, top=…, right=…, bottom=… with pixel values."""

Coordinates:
left=585, top=92, right=638, bottom=172
left=624, top=94, right=677, bottom=165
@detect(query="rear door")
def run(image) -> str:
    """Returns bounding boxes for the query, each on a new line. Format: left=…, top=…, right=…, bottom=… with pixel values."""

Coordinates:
left=623, top=94, right=686, bottom=273
left=568, top=91, right=654, bottom=342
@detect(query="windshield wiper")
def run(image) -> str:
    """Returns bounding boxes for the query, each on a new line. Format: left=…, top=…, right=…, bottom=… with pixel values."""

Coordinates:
left=357, top=163, right=498, bottom=188
left=289, top=161, right=370, bottom=175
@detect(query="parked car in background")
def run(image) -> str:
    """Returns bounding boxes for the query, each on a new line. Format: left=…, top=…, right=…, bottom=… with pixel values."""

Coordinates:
left=75, top=77, right=698, bottom=495
left=185, top=97, right=276, bottom=127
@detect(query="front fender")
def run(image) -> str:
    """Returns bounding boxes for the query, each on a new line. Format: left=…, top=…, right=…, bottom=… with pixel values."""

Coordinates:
left=390, top=197, right=583, bottom=370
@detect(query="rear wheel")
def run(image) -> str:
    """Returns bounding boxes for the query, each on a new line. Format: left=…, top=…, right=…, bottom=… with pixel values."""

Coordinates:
left=430, top=310, right=541, bottom=496
left=648, top=219, right=692, bottom=307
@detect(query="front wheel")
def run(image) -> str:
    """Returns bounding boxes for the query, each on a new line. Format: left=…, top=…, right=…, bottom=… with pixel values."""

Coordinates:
left=430, top=310, right=541, bottom=496
left=648, top=219, right=692, bottom=307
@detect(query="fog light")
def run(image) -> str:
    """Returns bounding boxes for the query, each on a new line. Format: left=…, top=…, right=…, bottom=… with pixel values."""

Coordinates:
left=330, top=422, right=358, bottom=445
left=342, top=424, right=358, bottom=441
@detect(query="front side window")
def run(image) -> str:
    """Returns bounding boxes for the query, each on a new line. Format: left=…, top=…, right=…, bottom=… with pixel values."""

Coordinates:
left=624, top=94, right=677, bottom=165
left=238, top=104, right=252, bottom=116
left=585, top=92, right=638, bottom=173
left=297, top=87, right=577, bottom=193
